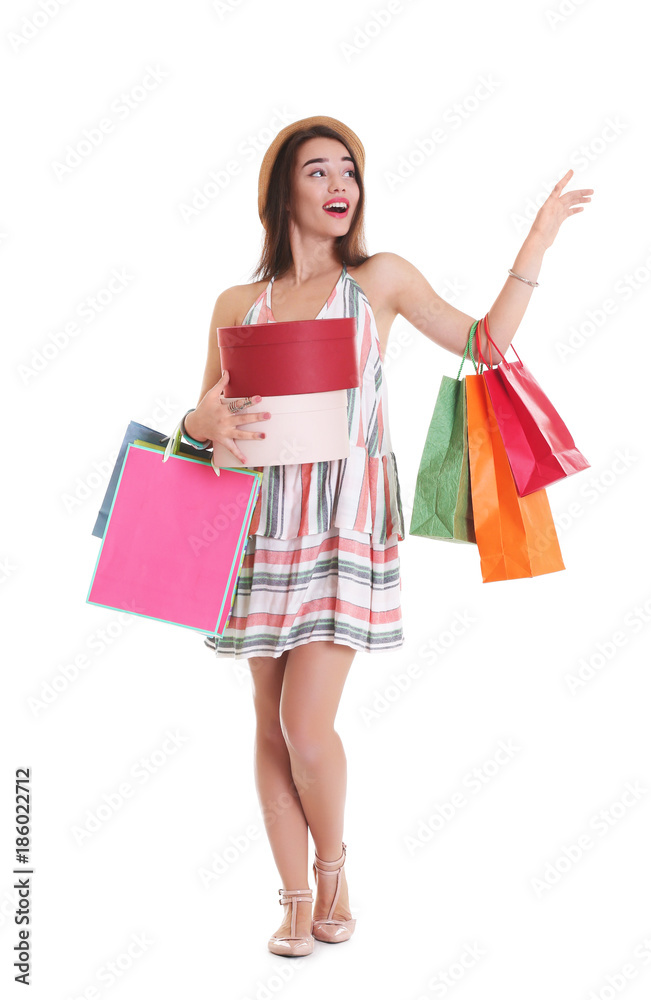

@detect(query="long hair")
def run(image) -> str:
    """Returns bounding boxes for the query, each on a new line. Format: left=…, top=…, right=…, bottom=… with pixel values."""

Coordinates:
left=249, top=124, right=369, bottom=282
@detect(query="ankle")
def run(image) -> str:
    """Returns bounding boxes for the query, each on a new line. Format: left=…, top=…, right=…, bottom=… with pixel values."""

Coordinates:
left=314, top=843, right=345, bottom=863
left=314, top=841, right=346, bottom=871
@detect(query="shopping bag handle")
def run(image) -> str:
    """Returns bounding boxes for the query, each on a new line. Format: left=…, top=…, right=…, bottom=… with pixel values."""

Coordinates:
left=455, top=320, right=485, bottom=380
left=475, top=313, right=523, bottom=369
left=162, top=417, right=220, bottom=476
left=162, top=420, right=185, bottom=463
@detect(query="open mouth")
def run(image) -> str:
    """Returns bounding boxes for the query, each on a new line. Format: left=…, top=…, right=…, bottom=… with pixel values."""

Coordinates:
left=323, top=201, right=349, bottom=217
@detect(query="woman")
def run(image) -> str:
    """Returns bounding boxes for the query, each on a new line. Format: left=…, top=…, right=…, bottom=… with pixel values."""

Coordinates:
left=182, top=116, right=593, bottom=955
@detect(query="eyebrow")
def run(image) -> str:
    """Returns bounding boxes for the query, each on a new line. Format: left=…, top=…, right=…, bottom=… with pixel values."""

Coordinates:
left=301, top=156, right=355, bottom=168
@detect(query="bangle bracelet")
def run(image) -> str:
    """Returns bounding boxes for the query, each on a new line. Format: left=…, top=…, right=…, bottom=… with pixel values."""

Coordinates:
left=508, top=268, right=539, bottom=287
left=181, top=409, right=211, bottom=449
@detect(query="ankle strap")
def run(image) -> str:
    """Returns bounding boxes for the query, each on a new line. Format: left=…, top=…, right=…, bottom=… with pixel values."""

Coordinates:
left=312, top=843, right=347, bottom=923
left=278, top=888, right=313, bottom=905
left=313, top=841, right=346, bottom=873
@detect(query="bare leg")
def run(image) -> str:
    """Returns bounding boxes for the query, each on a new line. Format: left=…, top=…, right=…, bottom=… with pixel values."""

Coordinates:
left=248, top=649, right=312, bottom=940
left=280, top=640, right=356, bottom=925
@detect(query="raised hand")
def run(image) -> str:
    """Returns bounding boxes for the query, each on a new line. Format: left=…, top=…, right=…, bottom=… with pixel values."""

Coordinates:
left=531, top=169, right=594, bottom=250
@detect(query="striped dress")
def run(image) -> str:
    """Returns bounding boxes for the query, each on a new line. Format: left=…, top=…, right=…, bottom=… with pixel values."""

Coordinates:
left=206, top=262, right=406, bottom=659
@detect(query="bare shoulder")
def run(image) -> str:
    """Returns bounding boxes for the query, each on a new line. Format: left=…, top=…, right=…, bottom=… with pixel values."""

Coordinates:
left=350, top=251, right=416, bottom=281
left=348, top=252, right=417, bottom=310
left=210, top=279, right=268, bottom=328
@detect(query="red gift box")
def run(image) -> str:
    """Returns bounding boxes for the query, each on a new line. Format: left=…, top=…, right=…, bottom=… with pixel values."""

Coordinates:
left=217, top=317, right=359, bottom=397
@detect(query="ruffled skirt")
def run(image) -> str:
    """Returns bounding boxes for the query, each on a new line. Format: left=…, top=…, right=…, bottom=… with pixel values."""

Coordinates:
left=246, top=446, right=405, bottom=545
left=205, top=526, right=404, bottom=660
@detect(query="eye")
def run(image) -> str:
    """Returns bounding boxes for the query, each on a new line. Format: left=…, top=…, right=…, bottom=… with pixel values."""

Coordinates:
left=309, top=168, right=357, bottom=178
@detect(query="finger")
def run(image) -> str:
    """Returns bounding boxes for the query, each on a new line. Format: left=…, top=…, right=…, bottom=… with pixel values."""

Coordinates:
left=219, top=432, right=248, bottom=463
left=228, top=423, right=264, bottom=437
left=554, top=169, right=573, bottom=192
left=235, top=427, right=267, bottom=440
left=215, top=370, right=229, bottom=398
left=220, top=394, right=263, bottom=408
left=230, top=411, right=270, bottom=424
left=233, top=397, right=260, bottom=408
left=223, top=441, right=247, bottom=463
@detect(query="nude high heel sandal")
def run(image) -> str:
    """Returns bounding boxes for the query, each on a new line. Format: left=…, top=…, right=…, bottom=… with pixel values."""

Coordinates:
left=312, top=842, right=356, bottom=943
left=267, top=888, right=314, bottom=956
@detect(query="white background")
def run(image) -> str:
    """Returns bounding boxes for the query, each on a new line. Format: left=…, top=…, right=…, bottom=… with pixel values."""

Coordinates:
left=2, top=0, right=650, bottom=997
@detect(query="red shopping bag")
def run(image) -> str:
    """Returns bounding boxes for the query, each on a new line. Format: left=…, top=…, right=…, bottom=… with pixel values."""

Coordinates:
left=476, top=313, right=590, bottom=496
left=465, top=371, right=565, bottom=582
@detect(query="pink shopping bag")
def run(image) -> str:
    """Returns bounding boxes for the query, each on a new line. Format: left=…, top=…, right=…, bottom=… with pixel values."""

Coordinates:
left=477, top=313, right=590, bottom=495
left=87, top=442, right=263, bottom=635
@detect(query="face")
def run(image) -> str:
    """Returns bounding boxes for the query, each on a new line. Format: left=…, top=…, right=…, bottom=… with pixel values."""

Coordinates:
left=286, top=136, right=360, bottom=234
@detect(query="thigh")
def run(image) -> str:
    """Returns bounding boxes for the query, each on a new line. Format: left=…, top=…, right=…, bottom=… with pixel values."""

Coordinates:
left=280, top=641, right=356, bottom=740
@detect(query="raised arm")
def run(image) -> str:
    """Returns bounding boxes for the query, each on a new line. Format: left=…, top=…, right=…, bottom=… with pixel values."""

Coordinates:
left=377, top=169, right=593, bottom=363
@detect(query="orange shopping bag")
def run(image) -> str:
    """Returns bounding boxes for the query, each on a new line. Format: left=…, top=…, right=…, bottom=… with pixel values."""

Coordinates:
left=465, top=371, right=565, bottom=582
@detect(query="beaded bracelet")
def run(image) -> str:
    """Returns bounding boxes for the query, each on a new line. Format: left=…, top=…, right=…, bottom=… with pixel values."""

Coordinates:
left=181, top=409, right=211, bottom=449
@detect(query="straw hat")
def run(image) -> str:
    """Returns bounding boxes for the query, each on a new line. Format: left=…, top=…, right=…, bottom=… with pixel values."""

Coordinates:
left=257, top=115, right=365, bottom=227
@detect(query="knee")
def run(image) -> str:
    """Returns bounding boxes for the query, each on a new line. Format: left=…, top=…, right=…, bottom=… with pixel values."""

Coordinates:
left=280, top=715, right=336, bottom=761
left=255, top=717, right=286, bottom=748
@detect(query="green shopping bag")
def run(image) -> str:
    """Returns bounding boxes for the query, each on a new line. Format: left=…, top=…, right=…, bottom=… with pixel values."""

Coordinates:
left=409, top=321, right=483, bottom=543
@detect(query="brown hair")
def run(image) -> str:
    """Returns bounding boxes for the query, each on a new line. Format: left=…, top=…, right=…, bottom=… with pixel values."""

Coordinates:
left=249, top=125, right=369, bottom=282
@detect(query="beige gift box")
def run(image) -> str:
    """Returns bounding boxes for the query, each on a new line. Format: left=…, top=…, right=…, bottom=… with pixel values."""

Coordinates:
left=211, top=389, right=350, bottom=470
